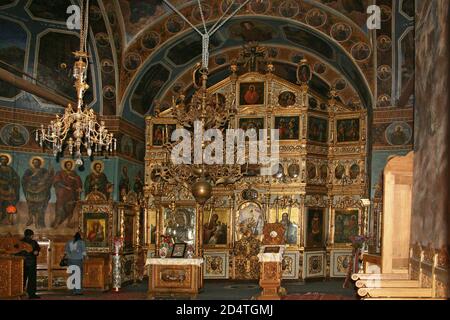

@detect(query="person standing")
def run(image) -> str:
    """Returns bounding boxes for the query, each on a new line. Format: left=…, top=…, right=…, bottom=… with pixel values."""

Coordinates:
left=64, top=232, right=87, bottom=295
left=17, top=229, right=41, bottom=299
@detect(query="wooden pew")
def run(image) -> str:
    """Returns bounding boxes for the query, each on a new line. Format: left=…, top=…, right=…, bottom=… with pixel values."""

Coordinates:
left=357, top=287, right=433, bottom=299
left=354, top=244, right=439, bottom=299
left=352, top=273, right=409, bottom=281
left=355, top=279, right=420, bottom=288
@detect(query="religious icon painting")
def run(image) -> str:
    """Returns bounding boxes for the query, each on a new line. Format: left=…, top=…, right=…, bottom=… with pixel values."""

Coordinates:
left=171, top=243, right=187, bottom=258
left=306, top=208, right=325, bottom=248
left=335, top=164, right=345, bottom=179
left=250, top=0, right=270, bottom=14
left=334, top=210, right=359, bottom=244
left=268, top=207, right=299, bottom=245
left=306, top=9, right=327, bottom=28
left=123, top=213, right=135, bottom=253
left=377, top=65, right=392, bottom=81
left=279, top=0, right=300, bottom=18
left=163, top=207, right=196, bottom=245
left=152, top=124, right=176, bottom=146
left=203, top=208, right=229, bottom=248
left=309, top=97, right=318, bottom=109
left=124, top=52, right=142, bottom=71
left=377, top=35, right=392, bottom=51
left=84, top=212, right=109, bottom=249
left=239, top=82, right=265, bottom=106
left=380, top=5, right=392, bottom=21
left=349, top=164, right=360, bottom=180
left=236, top=202, right=265, bottom=240
left=297, top=60, right=312, bottom=83
left=334, top=79, right=347, bottom=91
left=141, top=31, right=160, bottom=50
left=0, top=123, right=29, bottom=147
left=385, top=121, right=412, bottom=146
left=102, top=85, right=116, bottom=100
left=330, top=23, right=352, bottom=42
left=101, top=59, right=114, bottom=74
left=238, top=117, right=265, bottom=140
left=148, top=209, right=157, bottom=245
left=192, top=4, right=212, bottom=22
left=95, top=32, right=109, bottom=47
left=278, top=91, right=296, bottom=107
left=308, top=116, right=328, bottom=143
left=336, top=118, right=360, bottom=143
left=351, top=42, right=371, bottom=61
left=274, top=116, right=300, bottom=140
left=306, top=162, right=316, bottom=180
left=166, top=15, right=185, bottom=34
left=314, top=63, right=326, bottom=74
left=320, top=164, right=328, bottom=181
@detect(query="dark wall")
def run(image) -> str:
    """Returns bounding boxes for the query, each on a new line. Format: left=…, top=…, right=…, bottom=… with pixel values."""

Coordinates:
left=411, top=0, right=449, bottom=249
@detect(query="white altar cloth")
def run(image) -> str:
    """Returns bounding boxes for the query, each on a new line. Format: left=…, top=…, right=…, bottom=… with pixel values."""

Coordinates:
left=145, top=258, right=204, bottom=267
left=257, top=246, right=286, bottom=262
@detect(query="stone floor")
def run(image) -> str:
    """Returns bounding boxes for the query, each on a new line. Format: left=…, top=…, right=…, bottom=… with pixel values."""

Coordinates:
left=34, top=279, right=356, bottom=300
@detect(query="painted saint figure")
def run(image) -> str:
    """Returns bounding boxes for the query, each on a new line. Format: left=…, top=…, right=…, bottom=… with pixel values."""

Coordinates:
left=52, top=160, right=82, bottom=228
left=244, top=85, right=260, bottom=105
left=281, top=212, right=298, bottom=244
left=203, top=213, right=227, bottom=245
left=8, top=126, right=26, bottom=146
left=0, top=154, right=20, bottom=225
left=84, top=161, right=111, bottom=198
left=119, top=165, right=130, bottom=201
left=22, top=157, right=54, bottom=228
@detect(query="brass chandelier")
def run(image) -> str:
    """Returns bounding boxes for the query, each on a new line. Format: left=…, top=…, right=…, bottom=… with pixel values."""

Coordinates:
left=151, top=0, right=253, bottom=205
left=36, top=0, right=116, bottom=164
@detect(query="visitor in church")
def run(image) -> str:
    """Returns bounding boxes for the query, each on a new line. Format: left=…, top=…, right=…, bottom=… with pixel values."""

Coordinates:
left=64, top=232, right=87, bottom=295
left=16, top=229, right=41, bottom=299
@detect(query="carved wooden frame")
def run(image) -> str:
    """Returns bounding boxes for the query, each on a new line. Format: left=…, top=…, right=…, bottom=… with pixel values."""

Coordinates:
left=77, top=200, right=115, bottom=253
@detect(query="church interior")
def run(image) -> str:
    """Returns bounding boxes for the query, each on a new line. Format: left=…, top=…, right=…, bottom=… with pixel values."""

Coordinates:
left=0, top=0, right=449, bottom=302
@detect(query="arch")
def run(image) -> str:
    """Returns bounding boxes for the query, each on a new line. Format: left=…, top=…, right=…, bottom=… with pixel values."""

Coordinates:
left=121, top=16, right=374, bottom=125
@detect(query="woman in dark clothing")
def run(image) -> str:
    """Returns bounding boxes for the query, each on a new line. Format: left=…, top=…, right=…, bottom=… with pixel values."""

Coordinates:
left=17, top=229, right=41, bottom=299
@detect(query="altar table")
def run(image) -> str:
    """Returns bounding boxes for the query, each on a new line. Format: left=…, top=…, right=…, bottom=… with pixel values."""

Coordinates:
left=146, top=258, right=204, bottom=298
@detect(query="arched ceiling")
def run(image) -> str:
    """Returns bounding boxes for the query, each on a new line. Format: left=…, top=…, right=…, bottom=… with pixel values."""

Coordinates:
left=98, top=1, right=376, bottom=126
left=1, top=0, right=390, bottom=129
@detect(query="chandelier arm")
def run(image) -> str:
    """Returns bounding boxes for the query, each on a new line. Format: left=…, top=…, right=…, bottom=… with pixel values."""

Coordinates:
left=197, top=0, right=208, bottom=34
left=163, top=0, right=204, bottom=36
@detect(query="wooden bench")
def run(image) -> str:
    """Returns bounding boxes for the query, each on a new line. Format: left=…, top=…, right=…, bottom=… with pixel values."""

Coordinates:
left=354, top=244, right=448, bottom=300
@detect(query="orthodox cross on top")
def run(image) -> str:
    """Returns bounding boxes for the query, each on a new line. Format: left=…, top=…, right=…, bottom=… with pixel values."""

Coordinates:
left=239, top=42, right=268, bottom=73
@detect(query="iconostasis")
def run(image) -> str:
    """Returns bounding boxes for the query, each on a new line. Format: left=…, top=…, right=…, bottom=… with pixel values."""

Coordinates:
left=145, top=59, right=368, bottom=281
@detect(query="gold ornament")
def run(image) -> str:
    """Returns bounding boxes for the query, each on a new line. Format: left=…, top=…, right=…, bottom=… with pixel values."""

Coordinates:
left=191, top=177, right=212, bottom=205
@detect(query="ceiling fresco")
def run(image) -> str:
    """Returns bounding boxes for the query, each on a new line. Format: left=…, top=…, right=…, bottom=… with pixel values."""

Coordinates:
left=120, top=14, right=374, bottom=126
left=106, top=0, right=375, bottom=126
left=1, top=0, right=412, bottom=132
left=116, top=0, right=373, bottom=48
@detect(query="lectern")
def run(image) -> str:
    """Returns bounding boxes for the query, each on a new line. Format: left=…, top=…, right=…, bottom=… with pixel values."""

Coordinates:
left=257, top=223, right=286, bottom=300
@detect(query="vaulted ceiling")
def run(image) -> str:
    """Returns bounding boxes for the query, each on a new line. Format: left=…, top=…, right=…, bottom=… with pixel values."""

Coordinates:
left=98, top=0, right=376, bottom=126
left=0, top=0, right=382, bottom=127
